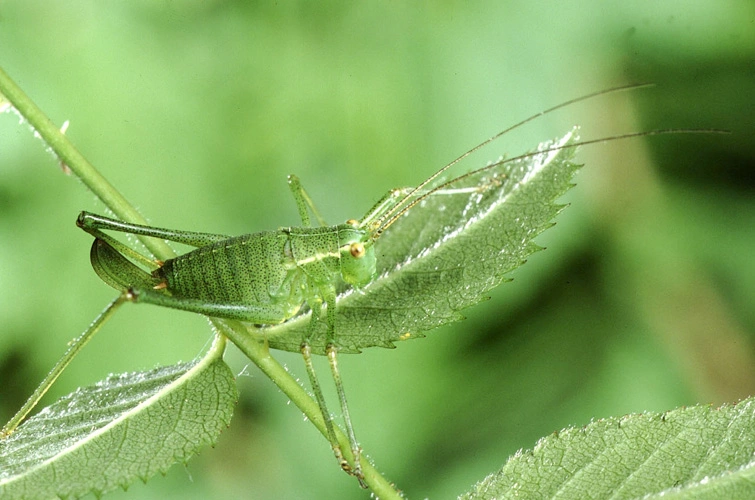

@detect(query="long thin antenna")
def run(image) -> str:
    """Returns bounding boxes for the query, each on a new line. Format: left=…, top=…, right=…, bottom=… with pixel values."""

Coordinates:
left=371, top=82, right=656, bottom=232
left=374, top=128, right=729, bottom=236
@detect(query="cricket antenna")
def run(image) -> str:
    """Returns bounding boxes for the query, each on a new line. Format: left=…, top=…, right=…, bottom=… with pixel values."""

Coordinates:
left=373, top=127, right=730, bottom=238
left=371, top=83, right=657, bottom=238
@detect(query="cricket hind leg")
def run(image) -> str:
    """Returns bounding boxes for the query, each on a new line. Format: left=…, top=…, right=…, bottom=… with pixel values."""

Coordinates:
left=128, top=287, right=300, bottom=324
left=77, top=211, right=231, bottom=248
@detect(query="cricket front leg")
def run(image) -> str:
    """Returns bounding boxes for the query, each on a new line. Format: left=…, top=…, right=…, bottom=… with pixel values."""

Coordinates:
left=322, top=289, right=365, bottom=487
left=298, top=298, right=348, bottom=473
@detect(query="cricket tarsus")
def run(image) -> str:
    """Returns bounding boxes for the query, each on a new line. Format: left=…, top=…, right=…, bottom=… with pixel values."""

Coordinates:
left=4, top=83, right=727, bottom=491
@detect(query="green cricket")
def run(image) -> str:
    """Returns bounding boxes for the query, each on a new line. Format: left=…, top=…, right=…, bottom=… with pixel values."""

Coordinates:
left=0, top=83, right=720, bottom=487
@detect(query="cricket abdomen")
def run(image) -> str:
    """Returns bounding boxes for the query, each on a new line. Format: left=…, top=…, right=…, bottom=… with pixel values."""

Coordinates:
left=158, top=230, right=291, bottom=307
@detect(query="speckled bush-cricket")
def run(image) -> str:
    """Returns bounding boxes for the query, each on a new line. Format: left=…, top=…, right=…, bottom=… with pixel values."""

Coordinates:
left=1, top=83, right=720, bottom=486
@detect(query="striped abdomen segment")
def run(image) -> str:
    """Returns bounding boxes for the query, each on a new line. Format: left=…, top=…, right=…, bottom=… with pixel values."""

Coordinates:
left=158, top=230, right=290, bottom=306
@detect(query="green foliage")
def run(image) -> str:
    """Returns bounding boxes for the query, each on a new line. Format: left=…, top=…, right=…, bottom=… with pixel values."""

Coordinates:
left=0, top=3, right=752, bottom=498
left=462, top=397, right=755, bottom=499
left=0, top=338, right=237, bottom=499
left=0, top=66, right=585, bottom=495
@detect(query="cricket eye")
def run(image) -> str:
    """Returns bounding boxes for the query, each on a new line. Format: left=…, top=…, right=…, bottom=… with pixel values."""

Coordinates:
left=350, top=242, right=365, bottom=258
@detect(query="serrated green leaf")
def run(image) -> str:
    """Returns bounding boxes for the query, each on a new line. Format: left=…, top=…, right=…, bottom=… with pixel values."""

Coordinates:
left=0, top=337, right=237, bottom=500
left=460, top=396, right=755, bottom=500
left=263, top=129, right=581, bottom=353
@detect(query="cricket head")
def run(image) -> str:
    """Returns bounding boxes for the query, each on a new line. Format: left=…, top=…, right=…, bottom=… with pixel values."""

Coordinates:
left=337, top=223, right=376, bottom=287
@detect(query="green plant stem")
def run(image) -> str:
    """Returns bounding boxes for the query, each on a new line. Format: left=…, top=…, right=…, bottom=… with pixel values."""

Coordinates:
left=0, top=66, right=173, bottom=260
left=216, top=319, right=403, bottom=499
left=0, top=64, right=401, bottom=497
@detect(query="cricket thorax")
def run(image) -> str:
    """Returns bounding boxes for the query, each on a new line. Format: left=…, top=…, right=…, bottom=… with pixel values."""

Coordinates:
left=280, top=224, right=375, bottom=288
left=282, top=225, right=343, bottom=283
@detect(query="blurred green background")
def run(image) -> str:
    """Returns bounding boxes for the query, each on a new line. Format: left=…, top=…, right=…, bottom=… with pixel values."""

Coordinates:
left=1, top=1, right=753, bottom=498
